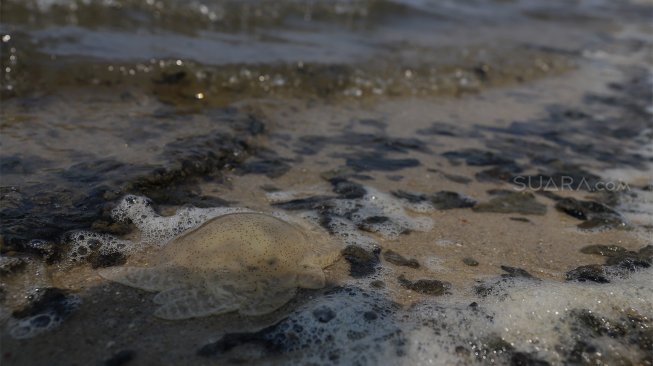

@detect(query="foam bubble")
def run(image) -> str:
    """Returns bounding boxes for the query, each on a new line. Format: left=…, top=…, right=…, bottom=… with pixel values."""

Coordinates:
left=7, top=290, right=81, bottom=340
left=67, top=195, right=254, bottom=264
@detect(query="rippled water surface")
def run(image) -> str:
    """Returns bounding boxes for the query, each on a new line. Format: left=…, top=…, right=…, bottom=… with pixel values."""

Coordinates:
left=1, top=0, right=652, bottom=365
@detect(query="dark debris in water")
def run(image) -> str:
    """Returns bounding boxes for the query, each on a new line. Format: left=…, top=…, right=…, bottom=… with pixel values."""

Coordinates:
left=342, top=245, right=381, bottom=278
left=346, top=155, right=420, bottom=172
left=391, top=190, right=476, bottom=210
left=383, top=250, right=419, bottom=269
left=473, top=191, right=546, bottom=215
left=442, top=148, right=516, bottom=166
left=397, top=275, right=450, bottom=296
left=555, top=197, right=629, bottom=231
left=567, top=245, right=652, bottom=283
left=430, top=191, right=477, bottom=210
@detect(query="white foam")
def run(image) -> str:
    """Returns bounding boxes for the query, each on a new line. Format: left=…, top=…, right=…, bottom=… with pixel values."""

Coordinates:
left=66, top=195, right=254, bottom=263
left=7, top=294, right=81, bottom=340
left=396, top=269, right=653, bottom=365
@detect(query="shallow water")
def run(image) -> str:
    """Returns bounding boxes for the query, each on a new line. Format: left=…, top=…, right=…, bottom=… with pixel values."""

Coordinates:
left=1, top=0, right=652, bottom=365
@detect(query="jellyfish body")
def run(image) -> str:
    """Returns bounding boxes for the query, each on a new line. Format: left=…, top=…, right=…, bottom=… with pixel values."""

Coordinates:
left=99, top=213, right=340, bottom=319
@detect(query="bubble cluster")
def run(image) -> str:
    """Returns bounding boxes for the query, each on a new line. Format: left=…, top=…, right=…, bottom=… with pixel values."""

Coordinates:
left=7, top=288, right=81, bottom=340
left=111, top=195, right=252, bottom=245
left=200, top=286, right=404, bottom=365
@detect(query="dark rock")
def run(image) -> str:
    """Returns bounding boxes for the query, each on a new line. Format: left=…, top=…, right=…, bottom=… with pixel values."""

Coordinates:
left=554, top=197, right=616, bottom=220
left=484, top=334, right=515, bottom=353
left=383, top=250, right=419, bottom=268
left=509, top=217, right=531, bottom=223
left=442, top=149, right=514, bottom=166
left=476, top=163, right=523, bottom=183
left=271, top=196, right=334, bottom=211
left=239, top=158, right=291, bottom=178
left=357, top=216, right=393, bottom=233
left=346, top=156, right=420, bottom=172
left=330, top=178, right=367, bottom=199
left=342, top=246, right=380, bottom=278
left=104, top=350, right=136, bottom=366
left=442, top=173, right=472, bottom=184
left=397, top=275, right=450, bottom=296
left=391, top=190, right=427, bottom=203
left=500, top=266, right=538, bottom=280
left=580, top=244, right=627, bottom=257
left=570, top=309, right=626, bottom=338
left=511, top=352, right=550, bottom=366
left=416, top=122, right=479, bottom=137
left=430, top=191, right=476, bottom=210
left=473, top=192, right=546, bottom=215
left=463, top=258, right=479, bottom=266
left=566, top=265, right=609, bottom=283
left=605, top=251, right=651, bottom=271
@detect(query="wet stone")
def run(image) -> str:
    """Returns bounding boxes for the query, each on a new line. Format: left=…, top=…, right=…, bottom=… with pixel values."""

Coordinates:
left=554, top=197, right=617, bottom=221
left=271, top=196, right=334, bottom=211
left=383, top=250, right=419, bottom=269
left=391, top=190, right=427, bottom=203
left=463, top=257, right=479, bottom=266
left=238, top=157, right=292, bottom=178
left=398, top=275, right=450, bottom=296
left=342, top=245, right=380, bottom=278
left=605, top=251, right=651, bottom=271
left=430, top=191, right=477, bottom=210
left=580, top=244, right=628, bottom=257
left=346, top=155, right=420, bottom=172
left=476, top=163, right=523, bottom=183
left=473, top=192, right=546, bottom=215
left=500, top=265, right=538, bottom=280
left=330, top=178, right=367, bottom=199
left=442, top=149, right=515, bottom=166
left=569, top=309, right=626, bottom=338
left=566, top=265, right=609, bottom=283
